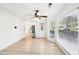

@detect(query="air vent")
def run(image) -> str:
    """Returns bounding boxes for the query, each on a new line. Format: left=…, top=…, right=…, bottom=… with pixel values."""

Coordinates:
left=48, top=3, right=52, bottom=7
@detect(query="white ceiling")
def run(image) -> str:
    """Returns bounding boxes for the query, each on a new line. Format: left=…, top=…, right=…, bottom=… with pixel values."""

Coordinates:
left=0, top=3, right=66, bottom=21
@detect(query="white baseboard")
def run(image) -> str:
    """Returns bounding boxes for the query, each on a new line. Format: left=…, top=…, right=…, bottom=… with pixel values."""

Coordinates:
left=56, top=41, right=71, bottom=55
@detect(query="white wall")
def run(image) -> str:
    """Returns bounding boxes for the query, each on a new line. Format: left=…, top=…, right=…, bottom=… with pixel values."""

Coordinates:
left=35, top=21, right=46, bottom=38
left=46, top=16, right=51, bottom=40
left=0, top=9, right=26, bottom=50
left=46, top=16, right=56, bottom=42
left=25, top=21, right=32, bottom=35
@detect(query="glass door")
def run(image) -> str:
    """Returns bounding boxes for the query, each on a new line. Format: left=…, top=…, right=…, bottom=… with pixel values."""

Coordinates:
left=58, top=15, right=78, bottom=55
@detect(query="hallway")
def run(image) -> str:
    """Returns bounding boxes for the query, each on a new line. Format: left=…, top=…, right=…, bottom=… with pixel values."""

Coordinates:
left=0, top=3, right=79, bottom=55
left=0, top=34, right=65, bottom=55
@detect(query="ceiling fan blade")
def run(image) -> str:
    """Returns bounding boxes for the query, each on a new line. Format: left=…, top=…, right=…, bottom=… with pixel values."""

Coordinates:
left=39, top=16, right=47, bottom=18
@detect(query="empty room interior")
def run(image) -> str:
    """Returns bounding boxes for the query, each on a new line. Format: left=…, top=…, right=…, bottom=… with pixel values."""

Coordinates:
left=0, top=3, right=79, bottom=55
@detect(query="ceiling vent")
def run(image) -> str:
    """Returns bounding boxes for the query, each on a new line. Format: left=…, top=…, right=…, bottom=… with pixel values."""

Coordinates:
left=48, top=3, right=53, bottom=8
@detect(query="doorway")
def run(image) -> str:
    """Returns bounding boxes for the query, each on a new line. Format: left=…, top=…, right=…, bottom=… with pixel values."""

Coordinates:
left=32, top=25, right=35, bottom=38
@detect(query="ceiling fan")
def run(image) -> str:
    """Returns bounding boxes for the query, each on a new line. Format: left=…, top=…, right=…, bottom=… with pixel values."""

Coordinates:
left=27, top=10, right=47, bottom=19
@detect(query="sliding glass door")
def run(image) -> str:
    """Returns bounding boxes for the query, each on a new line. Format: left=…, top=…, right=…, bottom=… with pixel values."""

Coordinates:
left=58, top=15, right=79, bottom=55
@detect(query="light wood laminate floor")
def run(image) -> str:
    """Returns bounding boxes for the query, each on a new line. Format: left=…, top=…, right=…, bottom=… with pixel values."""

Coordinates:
left=0, top=33, right=65, bottom=55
